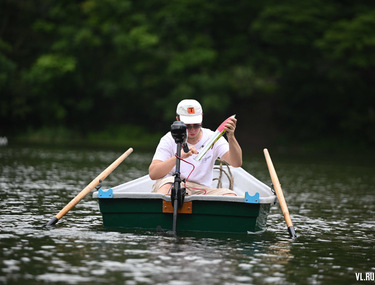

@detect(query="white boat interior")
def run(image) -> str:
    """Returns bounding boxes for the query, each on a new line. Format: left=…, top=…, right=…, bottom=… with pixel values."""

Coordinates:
left=93, top=166, right=277, bottom=205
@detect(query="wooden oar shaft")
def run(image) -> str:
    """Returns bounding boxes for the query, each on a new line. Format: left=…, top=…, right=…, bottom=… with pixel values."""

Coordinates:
left=47, top=148, right=133, bottom=225
left=264, top=148, right=297, bottom=238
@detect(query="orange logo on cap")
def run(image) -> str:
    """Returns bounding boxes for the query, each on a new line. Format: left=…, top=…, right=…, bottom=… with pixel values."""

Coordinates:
left=188, top=107, right=195, bottom=114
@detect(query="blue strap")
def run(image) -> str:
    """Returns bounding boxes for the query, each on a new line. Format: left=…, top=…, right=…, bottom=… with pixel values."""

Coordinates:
left=98, top=188, right=113, bottom=198
left=244, top=192, right=260, bottom=204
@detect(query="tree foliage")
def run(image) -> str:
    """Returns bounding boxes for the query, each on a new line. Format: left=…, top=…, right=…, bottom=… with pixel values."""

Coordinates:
left=1, top=0, right=375, bottom=146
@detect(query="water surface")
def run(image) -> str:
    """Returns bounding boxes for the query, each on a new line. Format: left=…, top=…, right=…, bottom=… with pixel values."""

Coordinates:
left=0, top=145, right=374, bottom=284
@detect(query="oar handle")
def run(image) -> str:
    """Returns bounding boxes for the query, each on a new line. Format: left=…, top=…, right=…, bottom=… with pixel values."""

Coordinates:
left=46, top=148, right=133, bottom=226
left=264, top=148, right=297, bottom=238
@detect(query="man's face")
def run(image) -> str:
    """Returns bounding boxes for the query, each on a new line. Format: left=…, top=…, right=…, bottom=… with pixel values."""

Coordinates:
left=186, top=124, right=201, bottom=139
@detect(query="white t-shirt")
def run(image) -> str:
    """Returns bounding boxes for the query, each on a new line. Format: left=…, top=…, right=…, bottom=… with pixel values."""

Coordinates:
left=152, top=128, right=229, bottom=187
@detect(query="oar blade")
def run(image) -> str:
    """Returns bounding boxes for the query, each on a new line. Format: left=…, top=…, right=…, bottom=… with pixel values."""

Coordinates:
left=45, top=217, right=59, bottom=227
left=288, top=226, right=297, bottom=239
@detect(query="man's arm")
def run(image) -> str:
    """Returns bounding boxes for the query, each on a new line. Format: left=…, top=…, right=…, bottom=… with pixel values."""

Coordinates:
left=148, top=146, right=198, bottom=180
left=148, top=158, right=176, bottom=180
left=221, top=118, right=242, bottom=167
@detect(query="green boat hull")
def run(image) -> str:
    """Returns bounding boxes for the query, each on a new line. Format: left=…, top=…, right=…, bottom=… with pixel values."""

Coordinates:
left=98, top=197, right=272, bottom=234
left=94, top=167, right=277, bottom=234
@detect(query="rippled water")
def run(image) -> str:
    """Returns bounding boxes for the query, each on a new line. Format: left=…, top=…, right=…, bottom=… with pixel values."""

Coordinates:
left=1, top=145, right=374, bottom=285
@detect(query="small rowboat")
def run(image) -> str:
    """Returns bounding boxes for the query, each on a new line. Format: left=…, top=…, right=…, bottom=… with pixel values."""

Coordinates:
left=93, top=164, right=277, bottom=234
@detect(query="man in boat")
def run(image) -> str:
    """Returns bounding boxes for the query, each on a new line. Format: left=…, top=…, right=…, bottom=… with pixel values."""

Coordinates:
left=149, top=99, right=242, bottom=196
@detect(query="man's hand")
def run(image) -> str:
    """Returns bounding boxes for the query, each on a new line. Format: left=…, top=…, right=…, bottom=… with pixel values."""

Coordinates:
left=224, top=117, right=237, bottom=138
left=181, top=146, right=198, bottom=159
left=222, top=117, right=242, bottom=167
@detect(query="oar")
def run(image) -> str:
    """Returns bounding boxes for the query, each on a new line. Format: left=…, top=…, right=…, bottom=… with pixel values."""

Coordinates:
left=45, top=147, right=133, bottom=226
left=263, top=148, right=297, bottom=239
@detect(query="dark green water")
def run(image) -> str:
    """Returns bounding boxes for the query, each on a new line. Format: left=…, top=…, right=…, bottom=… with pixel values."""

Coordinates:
left=0, top=145, right=374, bottom=285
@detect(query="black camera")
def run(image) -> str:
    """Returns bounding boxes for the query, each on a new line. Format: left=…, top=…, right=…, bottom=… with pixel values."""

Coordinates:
left=171, top=121, right=187, bottom=144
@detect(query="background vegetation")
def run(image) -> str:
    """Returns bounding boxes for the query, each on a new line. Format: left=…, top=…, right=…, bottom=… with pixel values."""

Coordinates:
left=1, top=0, right=375, bottom=150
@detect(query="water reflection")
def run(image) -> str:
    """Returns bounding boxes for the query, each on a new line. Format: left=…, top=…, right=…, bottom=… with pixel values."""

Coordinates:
left=18, top=229, right=295, bottom=285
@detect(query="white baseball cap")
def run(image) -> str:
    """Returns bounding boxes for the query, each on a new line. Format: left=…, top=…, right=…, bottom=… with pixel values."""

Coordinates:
left=176, top=99, right=203, bottom=124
